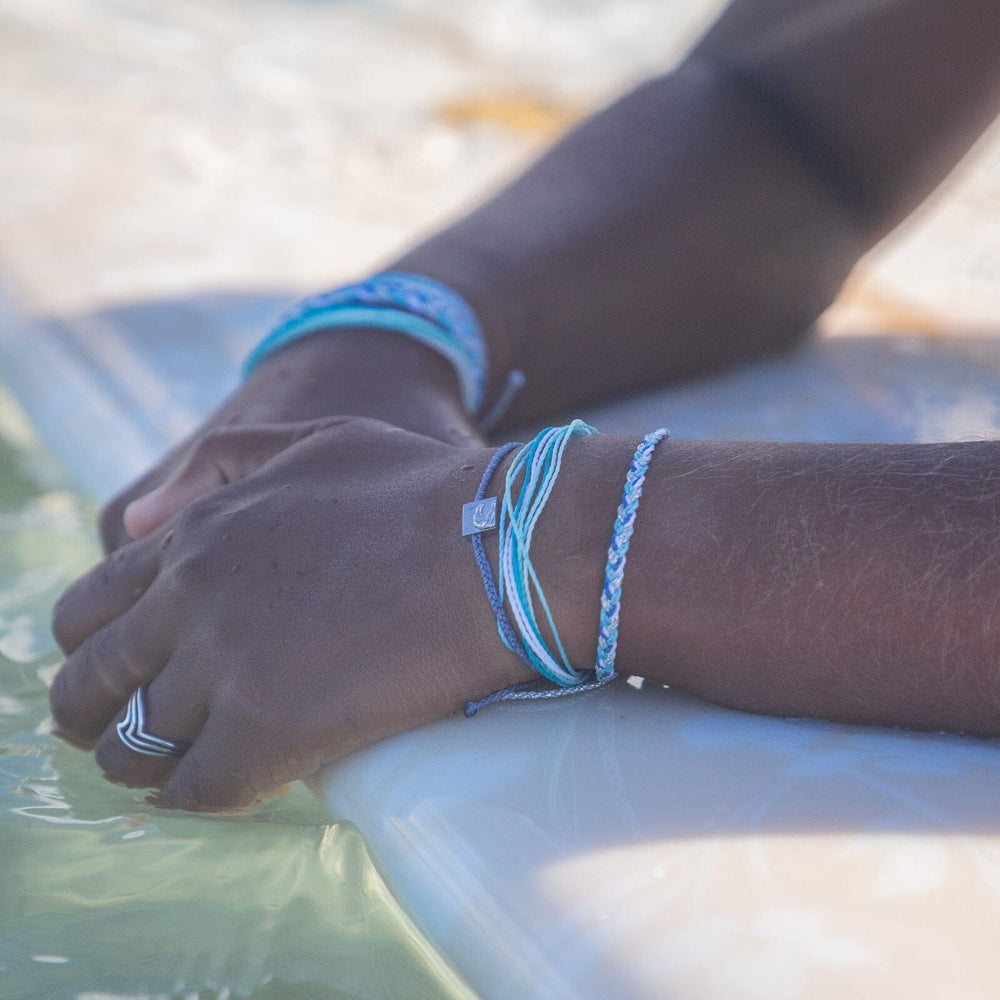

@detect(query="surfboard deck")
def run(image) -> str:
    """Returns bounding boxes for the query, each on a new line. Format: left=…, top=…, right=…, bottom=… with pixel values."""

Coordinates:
left=5, top=289, right=1000, bottom=999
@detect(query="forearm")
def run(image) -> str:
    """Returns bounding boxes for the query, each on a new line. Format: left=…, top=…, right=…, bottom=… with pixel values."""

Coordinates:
left=396, top=63, right=864, bottom=423
left=696, top=0, right=1000, bottom=234
left=544, top=436, right=1000, bottom=737
left=395, top=0, right=1000, bottom=427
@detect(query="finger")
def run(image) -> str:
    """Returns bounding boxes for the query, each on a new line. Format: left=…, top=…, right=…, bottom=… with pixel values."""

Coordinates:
left=49, top=600, right=171, bottom=748
left=99, top=456, right=182, bottom=554
left=123, top=423, right=328, bottom=540
left=93, top=668, right=206, bottom=790
left=156, top=708, right=321, bottom=812
left=52, top=533, right=165, bottom=654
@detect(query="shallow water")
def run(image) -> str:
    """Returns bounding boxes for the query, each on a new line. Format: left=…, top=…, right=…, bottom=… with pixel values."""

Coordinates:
left=0, top=386, right=473, bottom=1000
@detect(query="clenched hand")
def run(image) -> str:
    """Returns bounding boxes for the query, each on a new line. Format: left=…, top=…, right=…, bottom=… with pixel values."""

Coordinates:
left=51, top=418, right=532, bottom=810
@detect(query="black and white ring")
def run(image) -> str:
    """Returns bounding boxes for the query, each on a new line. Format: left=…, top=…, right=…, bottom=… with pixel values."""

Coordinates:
left=116, top=687, right=190, bottom=759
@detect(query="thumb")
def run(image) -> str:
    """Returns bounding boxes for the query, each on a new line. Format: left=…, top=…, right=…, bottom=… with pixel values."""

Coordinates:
left=123, top=421, right=324, bottom=539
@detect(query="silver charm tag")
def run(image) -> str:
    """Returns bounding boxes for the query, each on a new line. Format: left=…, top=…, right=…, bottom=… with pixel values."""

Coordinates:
left=462, top=497, right=498, bottom=535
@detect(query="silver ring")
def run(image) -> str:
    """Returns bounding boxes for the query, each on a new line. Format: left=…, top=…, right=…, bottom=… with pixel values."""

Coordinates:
left=116, top=687, right=190, bottom=759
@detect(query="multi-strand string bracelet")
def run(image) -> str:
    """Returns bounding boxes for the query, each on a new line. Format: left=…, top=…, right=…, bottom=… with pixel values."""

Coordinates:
left=245, top=272, right=668, bottom=712
left=462, top=421, right=668, bottom=714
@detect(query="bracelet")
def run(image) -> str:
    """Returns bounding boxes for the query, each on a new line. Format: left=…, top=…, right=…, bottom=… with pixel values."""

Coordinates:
left=241, top=271, right=524, bottom=425
left=498, top=420, right=598, bottom=684
left=594, top=428, right=670, bottom=680
left=464, top=440, right=533, bottom=674
left=463, top=423, right=669, bottom=716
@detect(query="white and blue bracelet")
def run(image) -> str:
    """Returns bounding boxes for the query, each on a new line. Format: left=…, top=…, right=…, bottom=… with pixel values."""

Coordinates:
left=242, top=271, right=523, bottom=427
left=464, top=423, right=669, bottom=715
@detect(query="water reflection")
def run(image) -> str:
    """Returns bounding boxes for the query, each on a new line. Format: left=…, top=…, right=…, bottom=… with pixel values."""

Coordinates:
left=0, top=386, right=473, bottom=1000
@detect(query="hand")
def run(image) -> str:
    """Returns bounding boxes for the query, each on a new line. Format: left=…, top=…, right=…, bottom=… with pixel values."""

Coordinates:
left=100, top=330, right=484, bottom=549
left=50, top=418, right=534, bottom=811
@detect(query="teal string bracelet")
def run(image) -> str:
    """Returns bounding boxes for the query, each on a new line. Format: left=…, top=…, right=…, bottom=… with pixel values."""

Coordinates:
left=463, top=423, right=669, bottom=716
left=464, top=420, right=599, bottom=715
left=241, top=271, right=524, bottom=424
left=498, top=420, right=598, bottom=685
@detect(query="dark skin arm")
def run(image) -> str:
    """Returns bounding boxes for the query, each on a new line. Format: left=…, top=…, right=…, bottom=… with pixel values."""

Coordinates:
left=50, top=1, right=1000, bottom=811
left=109, top=0, right=1000, bottom=541
left=397, top=0, right=1000, bottom=422
left=50, top=424, right=1000, bottom=812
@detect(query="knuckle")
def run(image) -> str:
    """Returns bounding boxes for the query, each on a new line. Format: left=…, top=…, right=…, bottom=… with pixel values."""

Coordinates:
left=310, top=415, right=383, bottom=446
left=160, top=546, right=215, bottom=598
left=160, top=495, right=230, bottom=562
left=177, top=492, right=228, bottom=531
left=334, top=415, right=386, bottom=438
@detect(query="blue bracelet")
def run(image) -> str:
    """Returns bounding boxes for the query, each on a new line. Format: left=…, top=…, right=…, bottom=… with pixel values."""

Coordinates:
left=463, top=424, right=669, bottom=716
left=243, top=272, right=492, bottom=416
left=497, top=420, right=598, bottom=685
left=464, top=424, right=597, bottom=716
left=594, top=428, right=670, bottom=682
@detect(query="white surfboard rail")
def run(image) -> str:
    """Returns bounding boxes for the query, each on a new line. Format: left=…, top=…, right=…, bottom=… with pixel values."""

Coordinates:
left=6, top=287, right=1000, bottom=999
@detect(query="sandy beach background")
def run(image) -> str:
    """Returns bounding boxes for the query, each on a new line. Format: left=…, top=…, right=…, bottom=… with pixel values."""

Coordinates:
left=2, top=7, right=1000, bottom=1000
left=2, top=0, right=1000, bottom=337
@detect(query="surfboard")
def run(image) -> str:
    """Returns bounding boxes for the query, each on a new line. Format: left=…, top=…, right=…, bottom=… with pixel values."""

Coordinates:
left=5, top=290, right=1000, bottom=999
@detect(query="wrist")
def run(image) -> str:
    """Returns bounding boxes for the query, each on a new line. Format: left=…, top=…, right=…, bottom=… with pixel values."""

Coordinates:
left=243, top=326, right=479, bottom=443
left=388, top=248, right=524, bottom=425
left=477, top=432, right=639, bottom=675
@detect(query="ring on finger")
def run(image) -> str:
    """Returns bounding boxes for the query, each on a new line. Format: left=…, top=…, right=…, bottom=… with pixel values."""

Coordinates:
left=116, top=687, right=190, bottom=759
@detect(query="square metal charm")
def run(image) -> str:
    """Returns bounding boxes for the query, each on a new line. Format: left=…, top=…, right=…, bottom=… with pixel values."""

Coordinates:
left=462, top=496, right=498, bottom=535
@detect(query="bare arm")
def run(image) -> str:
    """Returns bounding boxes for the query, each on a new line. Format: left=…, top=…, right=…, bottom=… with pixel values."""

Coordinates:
left=103, top=0, right=1000, bottom=546
left=398, top=0, right=1000, bottom=424
left=50, top=0, right=1000, bottom=810
left=546, top=435, right=1000, bottom=738
left=50, top=425, right=1000, bottom=811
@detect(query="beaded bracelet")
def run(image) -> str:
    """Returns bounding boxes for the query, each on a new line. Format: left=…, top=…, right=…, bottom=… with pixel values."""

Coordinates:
left=463, top=422, right=669, bottom=715
left=242, top=271, right=523, bottom=426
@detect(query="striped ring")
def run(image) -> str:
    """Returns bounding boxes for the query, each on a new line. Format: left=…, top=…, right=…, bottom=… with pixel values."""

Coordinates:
left=116, top=687, right=190, bottom=759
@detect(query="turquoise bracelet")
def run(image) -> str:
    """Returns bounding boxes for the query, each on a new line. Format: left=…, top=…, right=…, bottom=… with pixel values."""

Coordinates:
left=243, top=272, right=491, bottom=415
left=464, top=422, right=669, bottom=715
left=497, top=420, right=598, bottom=686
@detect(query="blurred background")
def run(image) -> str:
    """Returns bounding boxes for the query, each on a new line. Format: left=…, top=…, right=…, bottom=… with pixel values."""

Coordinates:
left=2, top=4, right=1000, bottom=1000
left=2, top=0, right=1000, bottom=332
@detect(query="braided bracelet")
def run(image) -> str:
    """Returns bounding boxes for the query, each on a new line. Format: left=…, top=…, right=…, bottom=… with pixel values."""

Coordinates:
left=594, top=428, right=670, bottom=680
left=242, top=271, right=523, bottom=427
left=463, top=423, right=669, bottom=715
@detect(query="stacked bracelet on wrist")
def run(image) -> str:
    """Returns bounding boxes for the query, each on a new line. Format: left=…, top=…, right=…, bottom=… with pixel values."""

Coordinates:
left=463, top=421, right=669, bottom=716
left=242, top=271, right=523, bottom=428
